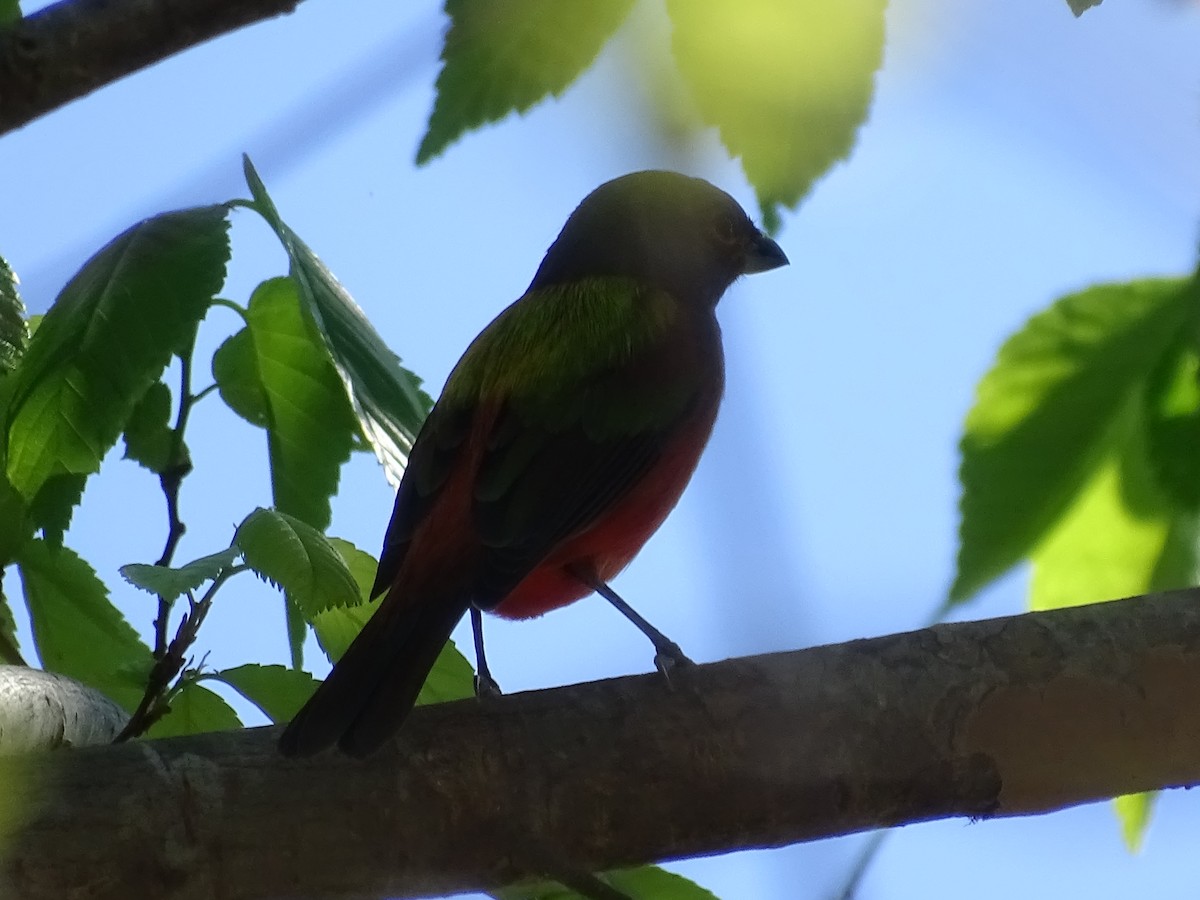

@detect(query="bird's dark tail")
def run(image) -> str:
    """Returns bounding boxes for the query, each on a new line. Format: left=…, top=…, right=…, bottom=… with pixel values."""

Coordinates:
left=278, top=590, right=471, bottom=758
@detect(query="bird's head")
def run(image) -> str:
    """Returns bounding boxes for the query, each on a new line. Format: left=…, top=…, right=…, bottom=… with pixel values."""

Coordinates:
left=530, top=170, right=788, bottom=308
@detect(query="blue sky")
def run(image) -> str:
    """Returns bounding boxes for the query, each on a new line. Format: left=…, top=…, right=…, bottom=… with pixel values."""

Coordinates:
left=3, top=0, right=1200, bottom=897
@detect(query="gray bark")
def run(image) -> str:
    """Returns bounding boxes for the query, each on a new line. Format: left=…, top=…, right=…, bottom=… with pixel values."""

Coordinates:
left=2, top=590, right=1199, bottom=899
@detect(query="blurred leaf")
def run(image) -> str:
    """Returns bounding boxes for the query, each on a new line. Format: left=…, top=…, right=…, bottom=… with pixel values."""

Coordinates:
left=1114, top=791, right=1155, bottom=852
left=212, top=327, right=270, bottom=427
left=0, top=255, right=27, bottom=374
left=1143, top=331, right=1200, bottom=509
left=17, top=539, right=153, bottom=712
left=952, top=279, right=1194, bottom=606
left=1067, top=0, right=1103, bottom=16
left=4, top=206, right=230, bottom=500
left=146, top=681, right=242, bottom=738
left=234, top=508, right=359, bottom=618
left=26, top=474, right=84, bottom=546
left=211, top=662, right=320, bottom=724
left=0, top=0, right=19, bottom=24
left=494, top=867, right=718, bottom=900
left=120, top=547, right=240, bottom=603
left=122, top=381, right=175, bottom=474
left=1030, top=396, right=1199, bottom=611
left=668, top=0, right=885, bottom=230
left=243, top=157, right=431, bottom=486
left=416, top=0, right=635, bottom=165
left=244, top=277, right=357, bottom=531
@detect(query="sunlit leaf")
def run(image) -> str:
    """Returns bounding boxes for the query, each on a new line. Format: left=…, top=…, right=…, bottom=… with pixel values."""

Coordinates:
left=668, top=0, right=885, bottom=229
left=122, top=381, right=176, bottom=474
left=952, top=279, right=1194, bottom=605
left=1030, top=397, right=1199, bottom=612
left=212, top=327, right=270, bottom=427
left=417, top=0, right=635, bottom=165
left=212, top=663, right=320, bottom=724
left=244, top=277, right=357, bottom=531
left=234, top=508, right=359, bottom=617
left=146, top=681, right=242, bottom=738
left=5, top=206, right=230, bottom=499
left=494, top=866, right=718, bottom=900
left=242, top=158, right=430, bottom=486
left=120, top=547, right=241, bottom=603
left=17, top=539, right=153, bottom=712
left=1114, top=791, right=1155, bottom=852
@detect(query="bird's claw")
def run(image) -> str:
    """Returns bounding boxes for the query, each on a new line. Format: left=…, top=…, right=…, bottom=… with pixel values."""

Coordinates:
left=474, top=672, right=503, bottom=700
left=653, top=642, right=694, bottom=686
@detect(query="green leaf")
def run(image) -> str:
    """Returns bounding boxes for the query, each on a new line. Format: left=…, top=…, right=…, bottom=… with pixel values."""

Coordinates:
left=1143, top=331, right=1200, bottom=509
left=1067, top=0, right=1103, bottom=16
left=328, top=537, right=379, bottom=600
left=952, top=278, right=1195, bottom=605
left=310, top=597, right=474, bottom=705
left=308, top=536, right=475, bottom=702
left=1030, top=395, right=1199, bottom=611
left=4, top=206, right=230, bottom=500
left=26, top=474, right=84, bottom=546
left=234, top=508, right=359, bottom=617
left=0, top=0, right=20, bottom=24
left=0, top=572, right=22, bottom=664
left=494, top=866, right=718, bottom=900
left=309, top=537, right=379, bottom=661
left=212, top=327, right=270, bottom=427
left=416, top=0, right=635, bottom=165
left=146, top=681, right=242, bottom=738
left=310, top=598, right=378, bottom=663
left=17, top=539, right=154, bottom=712
left=1114, top=791, right=1155, bottom=852
left=242, top=158, right=431, bottom=485
left=285, top=593, right=306, bottom=671
left=120, top=547, right=241, bottom=603
left=210, top=663, right=320, bottom=724
left=0, top=474, right=29, bottom=566
left=242, top=277, right=357, bottom=531
left=0, top=255, right=27, bottom=374
left=122, top=381, right=176, bottom=474
left=668, top=0, right=885, bottom=229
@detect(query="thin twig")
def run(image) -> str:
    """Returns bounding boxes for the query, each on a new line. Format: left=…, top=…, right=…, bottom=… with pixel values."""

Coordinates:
left=115, top=565, right=246, bottom=741
left=0, top=0, right=304, bottom=136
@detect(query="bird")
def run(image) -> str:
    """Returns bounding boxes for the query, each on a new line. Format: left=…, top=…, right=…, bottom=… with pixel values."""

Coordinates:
left=279, top=170, right=788, bottom=757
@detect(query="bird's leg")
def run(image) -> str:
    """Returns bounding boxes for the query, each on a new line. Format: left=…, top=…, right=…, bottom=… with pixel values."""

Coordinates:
left=471, top=606, right=502, bottom=698
left=570, top=566, right=694, bottom=678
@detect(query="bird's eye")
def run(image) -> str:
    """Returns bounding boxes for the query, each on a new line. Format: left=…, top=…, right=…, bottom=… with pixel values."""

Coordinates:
left=712, top=214, right=741, bottom=247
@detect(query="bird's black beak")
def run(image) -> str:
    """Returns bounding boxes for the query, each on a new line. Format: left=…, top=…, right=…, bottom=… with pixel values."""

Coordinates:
left=742, top=231, right=789, bottom=274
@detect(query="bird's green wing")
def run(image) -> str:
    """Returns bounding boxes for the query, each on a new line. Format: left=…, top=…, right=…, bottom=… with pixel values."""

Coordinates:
left=452, top=277, right=719, bottom=606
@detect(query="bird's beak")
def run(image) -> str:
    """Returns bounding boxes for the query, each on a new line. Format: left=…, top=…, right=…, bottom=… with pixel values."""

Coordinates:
left=742, top=231, right=789, bottom=274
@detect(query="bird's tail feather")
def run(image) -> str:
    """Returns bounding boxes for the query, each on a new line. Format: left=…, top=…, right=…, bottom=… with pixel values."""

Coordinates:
left=278, top=590, right=471, bottom=758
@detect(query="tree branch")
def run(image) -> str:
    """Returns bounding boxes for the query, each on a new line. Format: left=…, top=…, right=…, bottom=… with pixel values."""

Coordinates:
left=4, top=590, right=1200, bottom=899
left=0, top=0, right=303, bottom=136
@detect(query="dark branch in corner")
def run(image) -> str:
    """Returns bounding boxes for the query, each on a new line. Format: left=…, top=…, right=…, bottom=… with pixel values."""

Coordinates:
left=0, top=0, right=304, bottom=136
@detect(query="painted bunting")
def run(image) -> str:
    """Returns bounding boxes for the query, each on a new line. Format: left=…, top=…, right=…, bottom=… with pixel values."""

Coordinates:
left=279, top=170, right=787, bottom=757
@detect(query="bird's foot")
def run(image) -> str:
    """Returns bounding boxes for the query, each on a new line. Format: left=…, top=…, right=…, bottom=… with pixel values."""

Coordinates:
left=474, top=671, right=503, bottom=700
left=653, top=641, right=694, bottom=686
